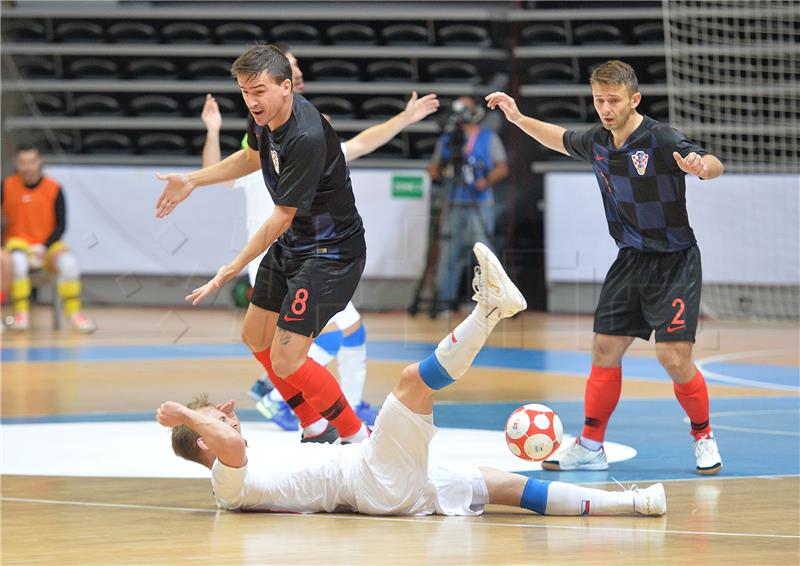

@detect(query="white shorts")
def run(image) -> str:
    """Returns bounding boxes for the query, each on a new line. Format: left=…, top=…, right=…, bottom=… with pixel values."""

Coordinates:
left=329, top=301, right=360, bottom=330
left=351, top=393, right=480, bottom=516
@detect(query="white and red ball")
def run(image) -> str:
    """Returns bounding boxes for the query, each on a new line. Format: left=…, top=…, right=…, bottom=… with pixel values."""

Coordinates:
left=505, top=403, right=563, bottom=461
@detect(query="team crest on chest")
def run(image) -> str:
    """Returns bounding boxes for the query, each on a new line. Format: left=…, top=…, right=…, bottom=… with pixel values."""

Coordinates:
left=630, top=150, right=649, bottom=176
left=271, top=149, right=280, bottom=174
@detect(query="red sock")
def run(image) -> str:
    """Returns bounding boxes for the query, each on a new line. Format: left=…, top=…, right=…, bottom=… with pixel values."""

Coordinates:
left=282, top=357, right=362, bottom=438
left=581, top=365, right=623, bottom=443
left=253, top=348, right=321, bottom=428
left=673, top=369, right=712, bottom=439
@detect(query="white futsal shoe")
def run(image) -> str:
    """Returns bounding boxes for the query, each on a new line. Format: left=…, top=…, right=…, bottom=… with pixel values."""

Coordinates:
left=542, top=439, right=609, bottom=471
left=694, top=434, right=723, bottom=475
left=632, top=483, right=667, bottom=516
left=471, top=242, right=527, bottom=318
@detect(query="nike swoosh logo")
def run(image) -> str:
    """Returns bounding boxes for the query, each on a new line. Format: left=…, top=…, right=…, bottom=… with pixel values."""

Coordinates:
left=283, top=315, right=303, bottom=322
left=667, top=325, right=686, bottom=333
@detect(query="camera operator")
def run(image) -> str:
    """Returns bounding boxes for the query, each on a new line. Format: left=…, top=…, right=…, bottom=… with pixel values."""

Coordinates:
left=427, top=96, right=509, bottom=315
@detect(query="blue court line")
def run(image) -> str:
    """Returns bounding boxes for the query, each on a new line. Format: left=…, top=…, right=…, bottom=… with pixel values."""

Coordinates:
left=2, top=340, right=796, bottom=390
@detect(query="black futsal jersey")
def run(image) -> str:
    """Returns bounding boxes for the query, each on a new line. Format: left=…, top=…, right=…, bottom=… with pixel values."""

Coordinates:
left=246, top=94, right=364, bottom=259
left=563, top=115, right=707, bottom=253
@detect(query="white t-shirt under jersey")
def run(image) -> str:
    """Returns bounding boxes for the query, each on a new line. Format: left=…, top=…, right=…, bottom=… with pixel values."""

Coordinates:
left=211, top=394, right=481, bottom=516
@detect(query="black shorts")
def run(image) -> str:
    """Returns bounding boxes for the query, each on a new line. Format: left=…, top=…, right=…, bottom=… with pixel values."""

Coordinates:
left=250, top=242, right=366, bottom=337
left=594, top=245, right=701, bottom=342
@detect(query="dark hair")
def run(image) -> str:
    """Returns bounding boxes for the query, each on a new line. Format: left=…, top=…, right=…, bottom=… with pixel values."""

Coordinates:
left=230, top=43, right=292, bottom=84
left=589, top=60, right=639, bottom=95
left=272, top=42, right=291, bottom=55
left=171, top=393, right=214, bottom=465
left=15, top=142, right=41, bottom=155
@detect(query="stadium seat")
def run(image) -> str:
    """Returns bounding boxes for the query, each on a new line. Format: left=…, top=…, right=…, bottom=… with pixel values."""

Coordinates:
left=309, top=60, right=360, bottom=81
left=647, top=99, right=670, bottom=120
left=30, top=94, right=65, bottom=115
left=366, top=60, right=414, bottom=82
left=215, top=22, right=264, bottom=44
left=108, top=22, right=158, bottom=43
left=535, top=99, right=584, bottom=121
left=413, top=136, right=440, bottom=158
left=526, top=61, right=576, bottom=84
left=327, top=23, right=377, bottom=45
left=362, top=97, right=406, bottom=119
left=520, top=24, right=567, bottom=45
left=33, top=131, right=75, bottom=153
left=573, top=23, right=624, bottom=45
left=161, top=22, right=211, bottom=44
left=646, top=61, right=667, bottom=82
left=271, top=23, right=320, bottom=45
left=307, top=96, right=355, bottom=118
left=427, top=61, right=480, bottom=84
left=438, top=24, right=490, bottom=47
left=74, top=94, right=123, bottom=116
left=126, top=58, right=178, bottom=79
left=187, top=94, right=240, bottom=117
left=190, top=133, right=242, bottom=154
left=633, top=22, right=664, bottom=44
left=367, top=137, right=407, bottom=157
left=67, top=58, right=119, bottom=79
left=187, top=59, right=231, bottom=80
left=137, top=133, right=188, bottom=154
left=15, top=56, right=58, bottom=78
left=55, top=21, right=104, bottom=42
left=82, top=132, right=132, bottom=154
left=381, top=23, right=429, bottom=46
left=130, top=95, right=180, bottom=116
left=3, top=20, right=48, bottom=42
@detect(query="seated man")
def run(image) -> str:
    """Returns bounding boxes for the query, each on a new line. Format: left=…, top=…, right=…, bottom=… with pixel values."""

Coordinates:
left=157, top=243, right=665, bottom=517
left=1, top=143, right=95, bottom=332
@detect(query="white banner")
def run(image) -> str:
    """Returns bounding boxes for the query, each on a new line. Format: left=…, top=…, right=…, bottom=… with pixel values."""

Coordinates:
left=50, top=166, right=430, bottom=279
left=545, top=173, right=800, bottom=285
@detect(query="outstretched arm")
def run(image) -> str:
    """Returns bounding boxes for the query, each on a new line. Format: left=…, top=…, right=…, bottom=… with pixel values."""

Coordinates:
left=673, top=151, right=724, bottom=180
left=201, top=94, right=223, bottom=168
left=344, top=91, right=439, bottom=161
left=485, top=91, right=569, bottom=156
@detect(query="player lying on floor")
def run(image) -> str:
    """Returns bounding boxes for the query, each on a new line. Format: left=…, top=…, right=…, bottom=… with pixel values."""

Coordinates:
left=156, top=243, right=665, bottom=517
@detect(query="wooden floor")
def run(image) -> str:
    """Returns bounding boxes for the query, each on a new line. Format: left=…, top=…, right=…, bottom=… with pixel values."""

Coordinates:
left=2, top=306, right=799, bottom=565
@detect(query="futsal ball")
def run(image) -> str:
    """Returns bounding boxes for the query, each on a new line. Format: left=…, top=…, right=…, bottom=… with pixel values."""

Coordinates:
left=505, top=404, right=563, bottom=461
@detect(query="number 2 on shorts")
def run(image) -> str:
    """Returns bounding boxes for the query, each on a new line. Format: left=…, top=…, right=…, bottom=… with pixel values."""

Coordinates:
left=671, top=298, right=685, bottom=326
left=292, top=288, right=309, bottom=315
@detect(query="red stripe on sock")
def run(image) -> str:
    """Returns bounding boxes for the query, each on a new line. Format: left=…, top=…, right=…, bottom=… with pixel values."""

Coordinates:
left=581, top=365, right=622, bottom=443
left=252, top=348, right=320, bottom=428
left=283, top=357, right=362, bottom=438
left=673, top=369, right=712, bottom=439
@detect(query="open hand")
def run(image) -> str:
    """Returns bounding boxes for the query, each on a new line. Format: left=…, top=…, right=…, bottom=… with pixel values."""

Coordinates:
left=156, top=401, right=189, bottom=427
left=185, top=264, right=239, bottom=305
left=201, top=94, right=222, bottom=132
left=155, top=173, right=195, bottom=218
left=485, top=91, right=522, bottom=123
left=403, top=91, right=440, bottom=124
left=672, top=151, right=708, bottom=177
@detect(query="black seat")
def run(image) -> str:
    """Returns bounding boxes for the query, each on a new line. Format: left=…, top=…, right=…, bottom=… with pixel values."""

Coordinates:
left=33, top=132, right=75, bottom=153
left=368, top=137, right=407, bottom=157
left=137, top=133, right=188, bottom=155
left=307, top=96, right=355, bottom=118
left=190, top=133, right=243, bottom=154
left=31, top=94, right=65, bottom=115
left=414, top=136, right=440, bottom=158
left=427, top=61, right=480, bottom=84
left=535, top=99, right=584, bottom=121
left=108, top=22, right=157, bottom=43
left=520, top=24, right=567, bottom=45
left=327, top=23, right=377, bottom=45
left=82, top=132, right=132, bottom=154
left=15, top=56, right=58, bottom=78
left=366, top=60, right=414, bottom=82
left=127, top=58, right=178, bottom=79
left=187, top=95, right=240, bottom=117
left=74, top=94, right=122, bottom=116
left=646, top=61, right=667, bottom=82
left=215, top=22, right=264, bottom=44
left=633, top=22, right=664, bottom=44
left=574, top=23, right=624, bottom=45
left=309, top=60, right=360, bottom=81
left=130, top=95, right=180, bottom=116
left=647, top=99, right=670, bottom=120
left=527, top=62, right=576, bottom=84
left=438, top=24, right=490, bottom=47
left=161, top=22, right=211, bottom=44
left=55, top=21, right=104, bottom=42
left=362, top=97, right=406, bottom=119
left=187, top=59, right=231, bottom=80
left=67, top=58, right=119, bottom=79
left=381, top=23, right=429, bottom=46
left=4, top=20, right=48, bottom=42
left=271, top=23, right=320, bottom=45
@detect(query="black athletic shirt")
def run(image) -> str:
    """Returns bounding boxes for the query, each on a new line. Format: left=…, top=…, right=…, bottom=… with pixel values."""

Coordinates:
left=563, top=115, right=707, bottom=253
left=246, top=94, right=364, bottom=259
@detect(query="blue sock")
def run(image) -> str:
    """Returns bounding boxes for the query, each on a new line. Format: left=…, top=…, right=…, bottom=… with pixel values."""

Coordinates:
left=418, top=352, right=455, bottom=390
left=342, top=325, right=366, bottom=347
left=315, top=329, right=344, bottom=357
left=519, top=478, right=550, bottom=515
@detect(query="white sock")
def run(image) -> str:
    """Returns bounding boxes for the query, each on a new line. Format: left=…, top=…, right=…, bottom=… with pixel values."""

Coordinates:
left=579, top=437, right=603, bottom=451
left=303, top=418, right=328, bottom=437
left=308, top=342, right=335, bottom=367
left=545, top=481, right=633, bottom=516
left=342, top=422, right=370, bottom=443
left=337, top=344, right=366, bottom=406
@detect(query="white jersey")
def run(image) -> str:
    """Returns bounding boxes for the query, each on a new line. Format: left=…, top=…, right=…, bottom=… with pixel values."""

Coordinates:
left=211, top=393, right=481, bottom=516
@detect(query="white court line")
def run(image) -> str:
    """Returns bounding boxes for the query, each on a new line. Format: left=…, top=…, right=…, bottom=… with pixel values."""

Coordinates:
left=3, top=496, right=798, bottom=540
left=702, top=424, right=800, bottom=436
left=696, top=348, right=799, bottom=392
left=681, top=408, right=800, bottom=436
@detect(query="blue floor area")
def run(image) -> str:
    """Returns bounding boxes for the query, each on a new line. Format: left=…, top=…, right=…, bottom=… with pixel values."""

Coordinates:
left=3, top=340, right=797, bottom=390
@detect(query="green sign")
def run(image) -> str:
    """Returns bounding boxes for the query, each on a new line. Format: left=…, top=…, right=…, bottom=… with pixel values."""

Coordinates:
left=391, top=175, right=424, bottom=198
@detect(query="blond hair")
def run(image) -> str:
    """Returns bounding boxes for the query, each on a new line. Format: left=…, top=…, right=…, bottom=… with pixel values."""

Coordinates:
left=589, top=60, right=639, bottom=95
left=170, top=393, right=213, bottom=465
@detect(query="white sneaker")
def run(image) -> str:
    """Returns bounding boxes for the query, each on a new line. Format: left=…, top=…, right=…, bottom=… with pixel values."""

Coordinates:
left=542, top=439, right=609, bottom=471
left=471, top=242, right=527, bottom=318
left=70, top=312, right=97, bottom=334
left=6, top=312, right=30, bottom=331
left=632, top=483, right=667, bottom=516
left=694, top=434, right=723, bottom=475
